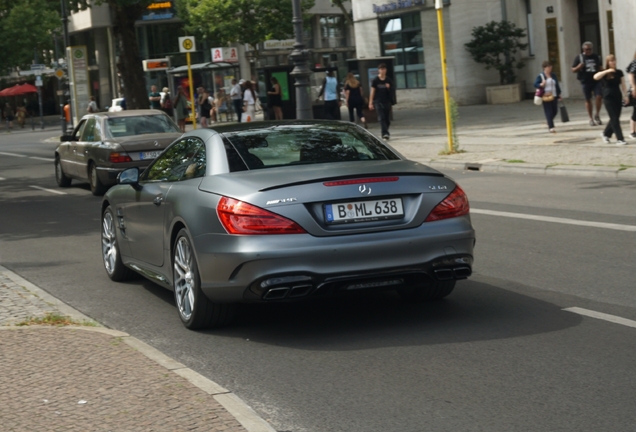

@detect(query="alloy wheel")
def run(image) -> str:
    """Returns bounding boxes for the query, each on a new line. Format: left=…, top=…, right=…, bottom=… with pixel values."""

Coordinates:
left=174, top=237, right=195, bottom=321
left=102, top=211, right=117, bottom=275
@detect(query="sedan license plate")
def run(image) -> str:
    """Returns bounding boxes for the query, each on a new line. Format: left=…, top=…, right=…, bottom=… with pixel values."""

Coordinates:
left=140, top=151, right=162, bottom=160
left=325, top=198, right=404, bottom=224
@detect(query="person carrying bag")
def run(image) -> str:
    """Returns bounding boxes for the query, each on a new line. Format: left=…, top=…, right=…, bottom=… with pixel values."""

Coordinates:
left=534, top=60, right=562, bottom=133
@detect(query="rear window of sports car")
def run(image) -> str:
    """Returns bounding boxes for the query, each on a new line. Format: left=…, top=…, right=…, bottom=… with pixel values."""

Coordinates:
left=222, top=126, right=399, bottom=171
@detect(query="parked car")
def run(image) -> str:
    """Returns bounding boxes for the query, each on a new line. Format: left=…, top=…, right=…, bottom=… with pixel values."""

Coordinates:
left=101, top=121, right=475, bottom=329
left=55, top=110, right=182, bottom=195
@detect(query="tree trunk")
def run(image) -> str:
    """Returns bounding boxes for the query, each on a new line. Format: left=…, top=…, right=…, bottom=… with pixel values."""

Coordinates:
left=109, top=2, right=148, bottom=110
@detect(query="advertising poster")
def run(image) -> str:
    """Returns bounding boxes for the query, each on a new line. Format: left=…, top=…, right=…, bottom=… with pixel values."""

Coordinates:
left=271, top=72, right=290, bottom=101
left=67, top=46, right=89, bottom=126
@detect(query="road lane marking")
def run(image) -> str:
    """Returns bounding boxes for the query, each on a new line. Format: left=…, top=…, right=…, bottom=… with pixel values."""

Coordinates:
left=0, top=177, right=5, bottom=180
left=29, top=156, right=54, bottom=162
left=563, top=307, right=636, bottom=329
left=0, top=151, right=27, bottom=157
left=471, top=208, right=636, bottom=232
left=29, top=185, right=67, bottom=195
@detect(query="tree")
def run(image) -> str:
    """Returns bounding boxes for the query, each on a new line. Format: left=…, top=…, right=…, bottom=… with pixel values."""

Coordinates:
left=465, top=21, right=528, bottom=85
left=0, top=0, right=60, bottom=71
left=65, top=0, right=153, bottom=109
left=182, top=0, right=314, bottom=61
left=330, top=0, right=353, bottom=28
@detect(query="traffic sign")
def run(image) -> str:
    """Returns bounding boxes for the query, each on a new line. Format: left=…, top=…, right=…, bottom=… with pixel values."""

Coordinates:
left=55, top=68, right=65, bottom=79
left=179, top=36, right=196, bottom=53
left=35, top=76, right=43, bottom=87
left=30, top=64, right=46, bottom=70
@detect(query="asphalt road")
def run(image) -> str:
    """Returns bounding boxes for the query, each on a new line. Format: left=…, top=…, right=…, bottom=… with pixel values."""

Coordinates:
left=1, top=131, right=635, bottom=432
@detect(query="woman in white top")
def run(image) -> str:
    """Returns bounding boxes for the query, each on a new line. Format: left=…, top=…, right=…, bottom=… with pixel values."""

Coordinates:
left=242, top=80, right=257, bottom=122
left=534, top=60, right=562, bottom=133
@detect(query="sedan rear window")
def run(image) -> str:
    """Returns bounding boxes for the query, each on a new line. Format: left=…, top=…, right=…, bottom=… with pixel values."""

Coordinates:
left=107, top=115, right=181, bottom=137
left=223, top=125, right=399, bottom=170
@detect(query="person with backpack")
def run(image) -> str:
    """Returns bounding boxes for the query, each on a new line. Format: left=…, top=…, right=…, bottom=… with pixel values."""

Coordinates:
left=572, top=42, right=603, bottom=126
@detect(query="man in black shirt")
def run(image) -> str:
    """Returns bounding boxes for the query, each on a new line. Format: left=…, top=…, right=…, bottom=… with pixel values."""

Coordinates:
left=368, top=63, right=394, bottom=140
left=572, top=42, right=603, bottom=126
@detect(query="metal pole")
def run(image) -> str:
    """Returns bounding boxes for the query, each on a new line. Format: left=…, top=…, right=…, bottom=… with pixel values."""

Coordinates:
left=436, top=0, right=453, bottom=153
left=289, top=0, right=312, bottom=120
left=187, top=52, right=196, bottom=129
left=61, top=0, right=71, bottom=133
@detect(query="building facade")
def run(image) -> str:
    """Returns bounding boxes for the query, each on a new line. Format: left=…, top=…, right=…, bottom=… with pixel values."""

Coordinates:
left=352, top=0, right=634, bottom=106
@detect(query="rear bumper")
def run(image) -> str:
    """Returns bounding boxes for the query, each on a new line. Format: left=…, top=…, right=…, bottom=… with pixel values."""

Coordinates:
left=96, top=165, right=150, bottom=186
left=193, top=216, right=475, bottom=303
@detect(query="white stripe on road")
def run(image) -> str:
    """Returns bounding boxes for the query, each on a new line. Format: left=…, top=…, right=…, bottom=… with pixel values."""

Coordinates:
left=563, top=307, right=636, bottom=329
left=29, top=185, right=67, bottom=195
left=0, top=177, right=5, bottom=180
left=29, top=156, right=54, bottom=162
left=0, top=151, right=27, bottom=157
left=471, top=208, right=636, bottom=232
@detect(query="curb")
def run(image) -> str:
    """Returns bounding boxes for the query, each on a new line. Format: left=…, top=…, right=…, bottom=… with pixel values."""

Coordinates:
left=427, top=160, right=635, bottom=180
left=0, top=265, right=276, bottom=432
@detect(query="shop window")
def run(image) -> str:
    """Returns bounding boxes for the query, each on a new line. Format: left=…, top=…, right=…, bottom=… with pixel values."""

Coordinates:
left=380, top=12, right=425, bottom=89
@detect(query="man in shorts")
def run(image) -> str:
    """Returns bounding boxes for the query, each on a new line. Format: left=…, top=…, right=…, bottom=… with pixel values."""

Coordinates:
left=571, top=41, right=603, bottom=126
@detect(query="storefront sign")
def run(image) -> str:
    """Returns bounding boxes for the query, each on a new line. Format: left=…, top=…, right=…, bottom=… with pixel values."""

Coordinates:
left=373, top=0, right=425, bottom=13
left=211, top=47, right=239, bottom=63
left=264, top=39, right=295, bottom=50
left=141, top=1, right=175, bottom=20
left=143, top=58, right=170, bottom=71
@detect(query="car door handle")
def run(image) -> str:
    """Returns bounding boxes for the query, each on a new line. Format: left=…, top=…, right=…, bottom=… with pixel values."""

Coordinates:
left=153, top=195, right=164, bottom=206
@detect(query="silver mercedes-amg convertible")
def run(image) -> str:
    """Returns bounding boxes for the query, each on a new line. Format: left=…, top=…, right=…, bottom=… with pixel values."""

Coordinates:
left=101, top=121, right=475, bottom=329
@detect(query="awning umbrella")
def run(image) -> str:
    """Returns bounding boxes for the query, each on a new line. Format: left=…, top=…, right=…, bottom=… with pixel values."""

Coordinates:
left=13, top=83, right=38, bottom=95
left=0, top=85, right=21, bottom=97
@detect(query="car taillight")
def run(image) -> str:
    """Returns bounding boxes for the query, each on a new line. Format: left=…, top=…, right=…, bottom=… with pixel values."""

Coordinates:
left=425, top=185, right=470, bottom=222
left=109, top=152, right=132, bottom=163
left=217, top=197, right=306, bottom=235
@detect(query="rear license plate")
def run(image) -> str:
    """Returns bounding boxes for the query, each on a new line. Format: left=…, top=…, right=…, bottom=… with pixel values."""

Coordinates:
left=324, top=198, right=404, bottom=224
left=140, top=151, right=162, bottom=160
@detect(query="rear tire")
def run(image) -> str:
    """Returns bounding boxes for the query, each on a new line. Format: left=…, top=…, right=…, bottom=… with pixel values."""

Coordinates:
left=55, top=156, right=71, bottom=187
left=89, top=163, right=107, bottom=196
left=397, top=280, right=456, bottom=302
left=102, top=206, right=134, bottom=281
left=173, top=229, right=235, bottom=330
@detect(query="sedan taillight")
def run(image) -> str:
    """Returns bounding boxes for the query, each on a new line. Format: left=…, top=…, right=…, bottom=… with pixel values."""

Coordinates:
left=425, top=185, right=470, bottom=222
left=217, top=197, right=306, bottom=235
left=109, top=152, right=132, bottom=163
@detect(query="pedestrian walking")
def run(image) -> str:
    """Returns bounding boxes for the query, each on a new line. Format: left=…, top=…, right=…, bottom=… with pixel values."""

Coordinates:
left=197, top=87, right=212, bottom=128
left=368, top=63, right=395, bottom=140
left=173, top=86, right=189, bottom=132
left=230, top=79, right=243, bottom=122
left=571, top=42, right=603, bottom=126
left=344, top=72, right=366, bottom=128
left=318, top=70, right=341, bottom=120
left=16, top=105, right=26, bottom=128
left=148, top=85, right=161, bottom=110
left=534, top=61, right=562, bottom=133
left=87, top=96, right=98, bottom=113
left=161, top=87, right=173, bottom=117
left=625, top=51, right=636, bottom=139
left=4, top=103, right=14, bottom=132
left=242, top=80, right=257, bottom=122
left=267, top=77, right=283, bottom=120
left=594, top=55, right=628, bottom=145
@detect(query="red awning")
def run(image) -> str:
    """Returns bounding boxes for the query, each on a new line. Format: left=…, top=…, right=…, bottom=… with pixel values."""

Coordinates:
left=0, top=83, right=38, bottom=96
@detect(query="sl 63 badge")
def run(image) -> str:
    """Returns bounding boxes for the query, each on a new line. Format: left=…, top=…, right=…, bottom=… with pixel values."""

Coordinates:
left=266, top=198, right=297, bottom=205
left=429, top=185, right=448, bottom=190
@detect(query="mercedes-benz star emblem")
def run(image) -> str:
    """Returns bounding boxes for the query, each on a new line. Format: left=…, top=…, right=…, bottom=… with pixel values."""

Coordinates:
left=153, top=141, right=159, bottom=147
left=358, top=185, right=372, bottom=195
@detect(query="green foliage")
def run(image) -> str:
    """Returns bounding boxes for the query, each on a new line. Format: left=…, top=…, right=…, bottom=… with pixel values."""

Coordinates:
left=465, top=20, right=528, bottom=85
left=182, top=0, right=314, bottom=55
left=450, top=97, right=460, bottom=153
left=0, top=0, right=61, bottom=71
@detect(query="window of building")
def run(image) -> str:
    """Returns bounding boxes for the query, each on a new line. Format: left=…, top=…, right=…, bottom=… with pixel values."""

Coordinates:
left=379, top=12, right=425, bottom=89
left=320, top=16, right=345, bottom=48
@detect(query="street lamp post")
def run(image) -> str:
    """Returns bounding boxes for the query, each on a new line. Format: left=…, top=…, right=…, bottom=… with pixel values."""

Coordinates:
left=289, top=0, right=312, bottom=120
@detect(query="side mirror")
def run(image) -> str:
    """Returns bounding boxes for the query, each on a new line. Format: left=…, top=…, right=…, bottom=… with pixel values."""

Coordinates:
left=60, top=135, right=74, bottom=142
left=118, top=167, right=139, bottom=186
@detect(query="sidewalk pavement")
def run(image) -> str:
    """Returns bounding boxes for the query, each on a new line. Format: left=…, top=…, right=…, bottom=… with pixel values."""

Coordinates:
left=0, top=265, right=275, bottom=432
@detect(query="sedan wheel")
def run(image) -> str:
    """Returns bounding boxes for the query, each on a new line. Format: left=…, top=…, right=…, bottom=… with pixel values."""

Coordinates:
left=397, top=280, right=456, bottom=302
left=89, top=163, right=107, bottom=196
left=55, top=156, right=71, bottom=187
left=101, top=206, right=133, bottom=281
left=173, top=229, right=235, bottom=330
